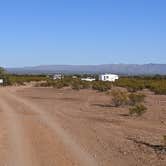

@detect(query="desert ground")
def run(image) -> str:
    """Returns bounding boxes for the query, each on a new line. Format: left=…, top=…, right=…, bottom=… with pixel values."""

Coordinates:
left=0, top=86, right=165, bottom=166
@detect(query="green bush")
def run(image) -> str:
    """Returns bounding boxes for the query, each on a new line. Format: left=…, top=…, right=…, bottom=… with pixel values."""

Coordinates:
left=111, top=89, right=128, bottom=107
left=129, top=104, right=147, bottom=116
left=128, top=93, right=146, bottom=105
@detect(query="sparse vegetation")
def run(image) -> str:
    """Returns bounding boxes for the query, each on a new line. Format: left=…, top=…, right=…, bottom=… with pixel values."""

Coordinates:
left=111, top=89, right=128, bottom=107
left=92, top=81, right=111, bottom=92
left=5, top=73, right=166, bottom=97
left=114, top=77, right=145, bottom=92
left=129, top=104, right=147, bottom=116
left=0, top=67, right=11, bottom=85
left=110, top=88, right=147, bottom=116
left=114, top=76, right=166, bottom=95
left=163, top=135, right=166, bottom=146
left=8, top=74, right=48, bottom=85
left=128, top=93, right=146, bottom=105
left=71, top=80, right=82, bottom=90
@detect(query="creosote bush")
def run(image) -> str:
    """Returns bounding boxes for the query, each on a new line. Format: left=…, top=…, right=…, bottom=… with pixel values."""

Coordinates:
left=128, top=93, right=146, bottom=106
left=111, top=89, right=128, bottom=107
left=110, top=89, right=147, bottom=116
left=129, top=104, right=147, bottom=116
left=114, top=76, right=166, bottom=95
left=92, top=81, right=111, bottom=92
left=71, top=80, right=91, bottom=90
left=71, top=80, right=81, bottom=90
left=163, top=135, right=166, bottom=146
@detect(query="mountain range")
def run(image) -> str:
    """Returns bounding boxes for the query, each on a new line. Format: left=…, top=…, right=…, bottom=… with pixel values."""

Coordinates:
left=6, top=64, right=166, bottom=75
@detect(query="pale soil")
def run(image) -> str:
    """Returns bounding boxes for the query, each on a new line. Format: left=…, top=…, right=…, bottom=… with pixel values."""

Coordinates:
left=0, top=86, right=165, bottom=166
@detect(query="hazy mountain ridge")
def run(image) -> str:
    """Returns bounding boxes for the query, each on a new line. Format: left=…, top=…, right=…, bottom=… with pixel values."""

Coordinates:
left=6, top=64, right=166, bottom=75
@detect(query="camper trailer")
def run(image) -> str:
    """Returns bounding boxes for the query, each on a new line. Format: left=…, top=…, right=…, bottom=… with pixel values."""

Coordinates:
left=0, top=79, right=3, bottom=85
left=99, top=74, right=119, bottom=82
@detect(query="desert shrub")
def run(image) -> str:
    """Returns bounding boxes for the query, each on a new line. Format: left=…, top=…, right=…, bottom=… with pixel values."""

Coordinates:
left=128, top=93, right=146, bottom=105
left=0, top=67, right=12, bottom=85
left=127, top=84, right=144, bottom=92
left=53, top=80, right=66, bottom=89
left=92, top=81, right=111, bottom=92
left=35, top=78, right=71, bottom=88
left=71, top=80, right=81, bottom=90
left=129, top=104, right=147, bottom=116
left=114, top=77, right=145, bottom=92
left=163, top=135, right=166, bottom=146
left=151, top=86, right=166, bottom=95
left=81, top=81, right=91, bottom=89
left=114, top=76, right=166, bottom=95
left=111, top=89, right=128, bottom=107
left=36, top=80, right=54, bottom=87
left=15, top=80, right=26, bottom=85
left=8, top=74, right=48, bottom=85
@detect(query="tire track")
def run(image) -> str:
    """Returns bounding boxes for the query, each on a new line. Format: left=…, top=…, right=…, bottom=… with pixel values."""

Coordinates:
left=0, top=95, right=38, bottom=166
left=1, top=88, right=98, bottom=166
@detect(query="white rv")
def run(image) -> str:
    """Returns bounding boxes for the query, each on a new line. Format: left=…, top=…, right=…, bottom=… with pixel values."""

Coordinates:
left=0, top=79, right=3, bottom=84
left=99, top=74, right=119, bottom=82
left=81, top=77, right=96, bottom=82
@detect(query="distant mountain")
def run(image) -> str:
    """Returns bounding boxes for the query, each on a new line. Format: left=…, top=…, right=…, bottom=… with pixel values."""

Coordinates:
left=6, top=64, right=166, bottom=75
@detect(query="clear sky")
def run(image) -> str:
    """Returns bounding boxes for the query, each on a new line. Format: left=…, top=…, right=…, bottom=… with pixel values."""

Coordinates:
left=0, top=0, right=166, bottom=67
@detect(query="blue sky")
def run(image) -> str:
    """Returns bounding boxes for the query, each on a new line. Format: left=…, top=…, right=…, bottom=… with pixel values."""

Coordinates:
left=0, top=0, right=166, bottom=67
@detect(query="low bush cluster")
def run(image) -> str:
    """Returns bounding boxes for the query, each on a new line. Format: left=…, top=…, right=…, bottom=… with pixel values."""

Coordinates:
left=36, top=78, right=112, bottom=91
left=36, top=77, right=91, bottom=90
left=71, top=80, right=91, bottom=90
left=8, top=75, right=48, bottom=85
left=114, top=76, right=166, bottom=95
left=0, top=67, right=12, bottom=86
left=163, top=135, right=166, bottom=146
left=128, top=93, right=146, bottom=105
left=129, top=104, right=147, bottom=116
left=37, top=79, right=68, bottom=88
left=111, top=89, right=128, bottom=107
left=111, top=89, right=147, bottom=116
left=92, top=81, right=112, bottom=92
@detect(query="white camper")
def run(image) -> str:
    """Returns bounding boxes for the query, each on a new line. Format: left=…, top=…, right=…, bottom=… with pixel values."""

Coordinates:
left=99, top=74, right=119, bottom=82
left=0, top=79, right=3, bottom=84
left=81, top=77, right=96, bottom=82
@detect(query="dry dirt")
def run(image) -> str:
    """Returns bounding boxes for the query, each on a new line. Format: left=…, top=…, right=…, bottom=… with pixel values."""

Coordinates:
left=0, top=86, right=165, bottom=166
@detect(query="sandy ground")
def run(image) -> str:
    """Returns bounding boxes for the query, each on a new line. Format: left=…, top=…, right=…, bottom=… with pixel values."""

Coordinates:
left=0, top=86, right=165, bottom=166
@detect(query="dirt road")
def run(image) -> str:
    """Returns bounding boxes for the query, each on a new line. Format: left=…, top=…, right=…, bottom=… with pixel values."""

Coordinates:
left=0, top=87, right=165, bottom=166
left=0, top=87, right=97, bottom=166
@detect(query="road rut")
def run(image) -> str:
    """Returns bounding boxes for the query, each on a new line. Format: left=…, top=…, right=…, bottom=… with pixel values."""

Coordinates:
left=0, top=88, right=97, bottom=166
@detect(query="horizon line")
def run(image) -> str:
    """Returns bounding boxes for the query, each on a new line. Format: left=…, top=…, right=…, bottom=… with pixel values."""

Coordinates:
left=4, top=63, right=166, bottom=68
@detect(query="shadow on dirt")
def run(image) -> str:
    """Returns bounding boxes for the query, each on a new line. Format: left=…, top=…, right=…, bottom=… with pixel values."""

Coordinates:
left=92, top=104, right=114, bottom=108
left=118, top=113, right=130, bottom=117
left=128, top=137, right=166, bottom=154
